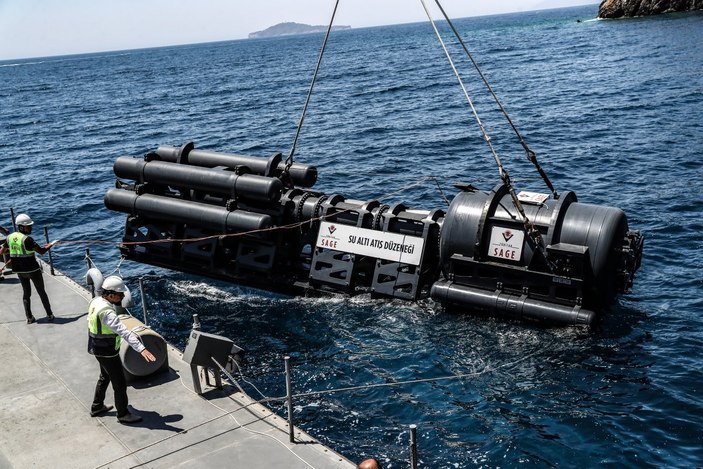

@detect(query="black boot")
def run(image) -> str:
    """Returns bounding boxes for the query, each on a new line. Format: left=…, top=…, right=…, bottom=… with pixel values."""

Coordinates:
left=23, top=299, right=35, bottom=324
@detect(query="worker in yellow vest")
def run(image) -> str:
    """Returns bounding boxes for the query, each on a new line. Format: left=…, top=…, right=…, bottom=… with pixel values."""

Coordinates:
left=88, top=276, right=156, bottom=424
left=0, top=214, right=55, bottom=323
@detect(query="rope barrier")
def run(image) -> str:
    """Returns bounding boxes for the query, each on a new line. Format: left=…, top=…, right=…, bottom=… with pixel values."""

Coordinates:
left=249, top=345, right=539, bottom=404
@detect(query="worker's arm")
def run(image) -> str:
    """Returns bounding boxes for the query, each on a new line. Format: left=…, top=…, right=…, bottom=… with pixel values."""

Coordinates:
left=102, top=310, right=157, bottom=362
left=24, top=236, right=54, bottom=255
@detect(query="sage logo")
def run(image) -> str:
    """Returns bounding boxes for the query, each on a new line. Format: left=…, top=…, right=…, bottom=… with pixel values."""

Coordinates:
left=489, top=226, right=524, bottom=261
left=328, top=225, right=336, bottom=234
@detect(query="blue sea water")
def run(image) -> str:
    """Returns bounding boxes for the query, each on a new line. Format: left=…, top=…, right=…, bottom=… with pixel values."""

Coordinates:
left=2, top=4, right=702, bottom=467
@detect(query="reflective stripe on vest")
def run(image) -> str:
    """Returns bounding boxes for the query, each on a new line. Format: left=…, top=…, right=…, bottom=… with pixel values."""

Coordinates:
left=7, top=232, right=40, bottom=274
left=87, top=297, right=121, bottom=356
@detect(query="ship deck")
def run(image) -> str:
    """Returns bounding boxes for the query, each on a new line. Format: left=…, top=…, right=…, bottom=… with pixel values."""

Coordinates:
left=0, top=263, right=354, bottom=468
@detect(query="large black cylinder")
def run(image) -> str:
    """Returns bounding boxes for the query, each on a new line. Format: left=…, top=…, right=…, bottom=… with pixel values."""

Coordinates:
left=104, top=189, right=272, bottom=233
left=155, top=144, right=318, bottom=188
left=439, top=186, right=630, bottom=305
left=114, top=157, right=282, bottom=202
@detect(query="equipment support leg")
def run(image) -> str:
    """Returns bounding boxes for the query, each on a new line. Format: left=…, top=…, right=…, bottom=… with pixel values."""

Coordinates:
left=190, top=364, right=203, bottom=395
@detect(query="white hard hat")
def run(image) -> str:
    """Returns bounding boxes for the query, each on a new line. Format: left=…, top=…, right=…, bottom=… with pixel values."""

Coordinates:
left=101, top=275, right=128, bottom=293
left=16, top=213, right=34, bottom=226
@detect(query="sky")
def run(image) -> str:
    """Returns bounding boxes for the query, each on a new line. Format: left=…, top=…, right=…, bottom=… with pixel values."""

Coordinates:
left=0, top=0, right=598, bottom=61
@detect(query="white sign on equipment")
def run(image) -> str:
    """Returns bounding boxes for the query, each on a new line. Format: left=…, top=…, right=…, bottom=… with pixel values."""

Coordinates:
left=488, top=226, right=525, bottom=262
left=315, top=222, right=425, bottom=266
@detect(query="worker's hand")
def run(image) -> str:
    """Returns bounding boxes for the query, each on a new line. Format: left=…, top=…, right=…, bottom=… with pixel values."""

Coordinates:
left=141, top=349, right=157, bottom=362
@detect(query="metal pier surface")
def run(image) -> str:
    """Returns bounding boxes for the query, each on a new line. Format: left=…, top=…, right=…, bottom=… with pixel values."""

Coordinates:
left=0, top=265, right=354, bottom=469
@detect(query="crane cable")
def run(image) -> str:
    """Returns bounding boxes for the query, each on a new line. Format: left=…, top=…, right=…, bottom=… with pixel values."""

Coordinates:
left=284, top=0, right=341, bottom=174
left=419, top=0, right=554, bottom=270
left=432, top=0, right=559, bottom=200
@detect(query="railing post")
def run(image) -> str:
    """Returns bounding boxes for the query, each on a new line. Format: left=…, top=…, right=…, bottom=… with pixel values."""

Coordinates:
left=139, top=277, right=148, bottom=325
left=10, top=208, right=16, bottom=231
left=43, top=226, right=55, bottom=276
left=85, top=248, right=95, bottom=297
left=409, top=424, right=418, bottom=469
left=192, top=314, right=201, bottom=330
left=284, top=356, right=295, bottom=443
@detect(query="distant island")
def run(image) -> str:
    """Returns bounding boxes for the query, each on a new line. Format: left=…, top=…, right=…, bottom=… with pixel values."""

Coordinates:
left=598, top=0, right=702, bottom=18
left=249, top=22, right=351, bottom=39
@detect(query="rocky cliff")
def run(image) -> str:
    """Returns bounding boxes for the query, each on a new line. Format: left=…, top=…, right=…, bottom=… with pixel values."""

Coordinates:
left=598, top=0, right=703, bottom=18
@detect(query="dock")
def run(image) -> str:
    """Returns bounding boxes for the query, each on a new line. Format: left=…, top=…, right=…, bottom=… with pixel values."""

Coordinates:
left=0, top=264, right=355, bottom=468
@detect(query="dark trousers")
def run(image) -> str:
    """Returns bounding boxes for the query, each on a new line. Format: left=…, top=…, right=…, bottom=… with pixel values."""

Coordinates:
left=18, top=270, right=53, bottom=318
left=92, top=355, right=129, bottom=417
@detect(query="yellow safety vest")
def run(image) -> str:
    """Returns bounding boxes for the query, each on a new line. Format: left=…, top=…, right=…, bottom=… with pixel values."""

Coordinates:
left=87, top=297, right=121, bottom=356
left=7, top=232, right=40, bottom=274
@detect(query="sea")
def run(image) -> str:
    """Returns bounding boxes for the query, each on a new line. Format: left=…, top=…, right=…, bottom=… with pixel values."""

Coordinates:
left=1, top=4, right=702, bottom=467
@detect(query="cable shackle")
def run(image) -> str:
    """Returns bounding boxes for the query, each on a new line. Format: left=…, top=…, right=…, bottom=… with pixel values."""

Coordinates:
left=526, top=149, right=558, bottom=199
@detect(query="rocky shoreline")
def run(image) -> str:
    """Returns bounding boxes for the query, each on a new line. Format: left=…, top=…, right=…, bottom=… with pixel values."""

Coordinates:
left=598, top=0, right=703, bottom=19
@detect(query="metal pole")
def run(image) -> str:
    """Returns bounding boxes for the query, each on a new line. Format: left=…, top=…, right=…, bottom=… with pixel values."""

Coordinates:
left=85, top=248, right=94, bottom=297
left=43, top=226, right=55, bottom=276
left=10, top=208, right=16, bottom=231
left=139, top=277, right=148, bottom=326
left=284, top=356, right=295, bottom=443
left=409, top=424, right=418, bottom=469
left=192, top=314, right=201, bottom=331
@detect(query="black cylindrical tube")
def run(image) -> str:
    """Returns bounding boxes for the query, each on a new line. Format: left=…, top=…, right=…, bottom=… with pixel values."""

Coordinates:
left=104, top=189, right=272, bottom=233
left=155, top=145, right=317, bottom=188
left=114, top=157, right=282, bottom=202
left=430, top=280, right=594, bottom=325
